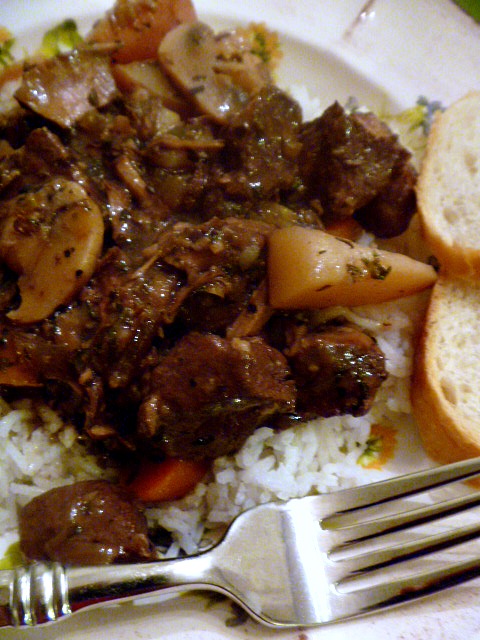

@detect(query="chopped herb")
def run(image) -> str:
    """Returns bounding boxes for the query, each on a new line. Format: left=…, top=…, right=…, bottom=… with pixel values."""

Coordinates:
left=358, top=424, right=397, bottom=469
left=362, top=253, right=392, bottom=280
left=39, top=19, right=83, bottom=58
left=88, top=89, right=100, bottom=107
left=346, top=253, right=391, bottom=282
left=252, top=31, right=269, bottom=63
left=187, top=23, right=207, bottom=48
left=346, top=262, right=366, bottom=282
left=416, top=96, right=444, bottom=134
left=235, top=22, right=282, bottom=69
left=251, top=24, right=281, bottom=66
left=0, top=542, right=23, bottom=569
left=0, top=37, right=14, bottom=69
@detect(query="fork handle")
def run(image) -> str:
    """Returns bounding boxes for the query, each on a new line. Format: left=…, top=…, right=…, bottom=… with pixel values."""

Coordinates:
left=0, top=555, right=214, bottom=627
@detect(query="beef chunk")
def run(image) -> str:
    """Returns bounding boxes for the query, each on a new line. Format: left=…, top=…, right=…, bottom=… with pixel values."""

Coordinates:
left=81, top=249, right=183, bottom=390
left=354, top=159, right=417, bottom=238
left=0, top=128, right=87, bottom=202
left=158, top=216, right=271, bottom=282
left=158, top=216, right=271, bottom=333
left=216, top=86, right=303, bottom=201
left=300, top=103, right=417, bottom=236
left=286, top=324, right=387, bottom=418
left=19, top=480, right=156, bottom=565
left=15, top=50, right=117, bottom=128
left=137, top=332, right=295, bottom=459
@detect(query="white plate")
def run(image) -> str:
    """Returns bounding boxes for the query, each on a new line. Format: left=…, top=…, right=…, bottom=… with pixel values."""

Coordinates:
left=1, top=1, right=480, bottom=639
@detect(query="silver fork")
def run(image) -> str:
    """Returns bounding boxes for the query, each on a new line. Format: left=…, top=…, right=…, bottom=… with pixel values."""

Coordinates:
left=2, top=456, right=480, bottom=629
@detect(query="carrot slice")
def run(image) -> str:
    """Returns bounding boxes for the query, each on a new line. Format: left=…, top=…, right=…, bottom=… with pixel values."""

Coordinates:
left=128, top=458, right=209, bottom=503
left=324, top=217, right=364, bottom=241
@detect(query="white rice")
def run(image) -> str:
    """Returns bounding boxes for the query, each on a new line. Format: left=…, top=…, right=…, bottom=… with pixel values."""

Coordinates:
left=0, top=398, right=116, bottom=536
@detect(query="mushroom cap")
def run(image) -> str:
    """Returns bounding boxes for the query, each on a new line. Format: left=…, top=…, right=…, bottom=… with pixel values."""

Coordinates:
left=0, top=178, right=104, bottom=323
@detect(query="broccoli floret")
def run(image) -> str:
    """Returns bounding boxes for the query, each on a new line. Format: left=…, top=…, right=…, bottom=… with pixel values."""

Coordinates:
left=40, top=19, right=83, bottom=58
left=0, top=35, right=14, bottom=69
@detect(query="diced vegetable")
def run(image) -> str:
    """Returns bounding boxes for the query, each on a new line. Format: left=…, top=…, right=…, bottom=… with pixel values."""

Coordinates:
left=268, top=226, right=437, bottom=309
left=324, top=217, right=364, bottom=241
left=87, top=0, right=197, bottom=63
left=128, top=458, right=209, bottom=502
left=112, top=60, right=190, bottom=114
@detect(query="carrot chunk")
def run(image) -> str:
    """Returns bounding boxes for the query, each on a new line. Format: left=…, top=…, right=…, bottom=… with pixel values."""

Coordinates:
left=128, top=458, right=209, bottom=502
left=87, top=0, right=197, bottom=63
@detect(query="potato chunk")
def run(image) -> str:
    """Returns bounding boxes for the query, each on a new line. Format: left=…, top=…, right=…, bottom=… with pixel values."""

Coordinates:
left=268, top=226, right=437, bottom=309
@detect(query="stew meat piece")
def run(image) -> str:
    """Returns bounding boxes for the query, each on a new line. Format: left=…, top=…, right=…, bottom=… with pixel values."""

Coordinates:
left=14, top=50, right=118, bottom=128
left=137, top=331, right=296, bottom=459
left=299, top=102, right=417, bottom=237
left=216, top=85, right=303, bottom=201
left=286, top=324, right=387, bottom=418
left=19, top=480, right=156, bottom=565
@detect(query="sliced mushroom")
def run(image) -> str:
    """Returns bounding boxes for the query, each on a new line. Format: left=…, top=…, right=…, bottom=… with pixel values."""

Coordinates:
left=158, top=21, right=249, bottom=123
left=113, top=60, right=192, bottom=115
left=0, top=178, right=104, bottom=323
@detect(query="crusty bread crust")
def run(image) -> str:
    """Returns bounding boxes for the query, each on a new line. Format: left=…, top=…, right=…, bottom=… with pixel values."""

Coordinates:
left=416, top=91, right=480, bottom=277
left=412, top=277, right=480, bottom=463
left=411, top=92, right=480, bottom=465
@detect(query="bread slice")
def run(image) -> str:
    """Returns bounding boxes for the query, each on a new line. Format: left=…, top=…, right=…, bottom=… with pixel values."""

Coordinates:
left=416, top=91, right=480, bottom=276
left=411, top=276, right=480, bottom=463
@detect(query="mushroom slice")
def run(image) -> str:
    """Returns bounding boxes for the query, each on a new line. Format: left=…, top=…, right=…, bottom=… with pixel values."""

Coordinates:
left=113, top=60, right=191, bottom=116
left=158, top=21, right=249, bottom=123
left=0, top=178, right=104, bottom=323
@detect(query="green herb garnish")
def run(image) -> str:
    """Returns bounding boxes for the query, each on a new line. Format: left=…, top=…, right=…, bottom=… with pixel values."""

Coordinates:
left=0, top=542, right=23, bottom=569
left=0, top=37, right=14, bottom=68
left=40, top=19, right=83, bottom=58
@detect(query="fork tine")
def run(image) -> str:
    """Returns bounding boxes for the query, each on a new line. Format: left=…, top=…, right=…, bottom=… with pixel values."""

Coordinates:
left=322, top=487, right=480, bottom=541
left=329, top=519, right=480, bottom=574
left=327, top=455, right=480, bottom=514
left=336, top=555, right=480, bottom=619
left=301, top=457, right=480, bottom=522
